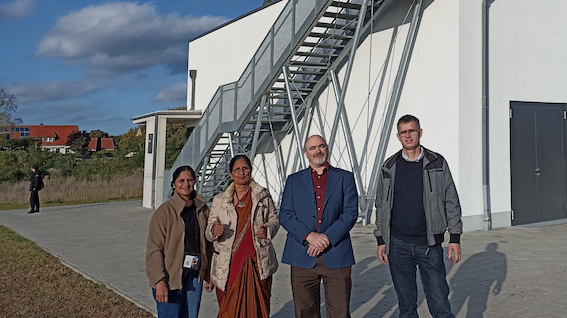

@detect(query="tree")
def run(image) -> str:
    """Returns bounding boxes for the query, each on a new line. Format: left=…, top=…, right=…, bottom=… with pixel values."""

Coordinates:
left=89, top=129, right=109, bottom=139
left=0, top=89, right=22, bottom=126
left=165, top=123, right=188, bottom=169
left=118, top=127, right=145, bottom=155
left=66, top=130, right=91, bottom=155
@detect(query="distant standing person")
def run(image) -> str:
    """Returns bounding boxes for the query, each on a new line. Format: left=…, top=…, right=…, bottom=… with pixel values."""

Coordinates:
left=29, top=164, right=42, bottom=213
left=279, top=135, right=358, bottom=318
left=146, top=165, right=214, bottom=318
left=375, top=114, right=463, bottom=318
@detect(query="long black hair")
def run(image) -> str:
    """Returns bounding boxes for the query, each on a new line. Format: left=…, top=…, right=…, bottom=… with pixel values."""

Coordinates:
left=170, top=165, right=198, bottom=199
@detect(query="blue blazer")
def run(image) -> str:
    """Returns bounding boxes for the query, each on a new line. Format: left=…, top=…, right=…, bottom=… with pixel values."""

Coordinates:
left=279, top=165, right=358, bottom=269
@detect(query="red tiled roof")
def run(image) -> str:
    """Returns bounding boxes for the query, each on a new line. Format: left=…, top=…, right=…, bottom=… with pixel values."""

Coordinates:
left=88, top=138, right=115, bottom=150
left=5, top=125, right=79, bottom=146
left=27, top=126, right=79, bottom=146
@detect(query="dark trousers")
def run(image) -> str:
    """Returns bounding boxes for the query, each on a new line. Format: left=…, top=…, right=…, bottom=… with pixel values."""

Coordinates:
left=30, top=190, right=40, bottom=212
left=388, top=236, right=454, bottom=318
left=291, top=257, right=352, bottom=318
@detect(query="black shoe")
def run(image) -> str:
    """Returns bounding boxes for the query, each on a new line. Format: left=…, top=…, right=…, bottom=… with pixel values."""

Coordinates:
left=28, top=210, right=36, bottom=213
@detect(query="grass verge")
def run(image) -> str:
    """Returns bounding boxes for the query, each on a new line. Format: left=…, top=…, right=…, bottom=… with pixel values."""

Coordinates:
left=0, top=225, right=154, bottom=318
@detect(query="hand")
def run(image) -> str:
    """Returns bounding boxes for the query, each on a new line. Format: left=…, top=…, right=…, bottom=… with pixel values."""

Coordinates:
left=305, top=232, right=330, bottom=251
left=377, top=245, right=389, bottom=265
left=307, top=244, right=322, bottom=257
left=447, top=243, right=461, bottom=264
left=212, top=216, right=224, bottom=237
left=255, top=222, right=267, bottom=239
left=204, top=281, right=214, bottom=293
left=155, top=280, right=169, bottom=303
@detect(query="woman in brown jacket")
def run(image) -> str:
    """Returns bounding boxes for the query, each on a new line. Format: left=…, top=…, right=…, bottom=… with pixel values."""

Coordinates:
left=206, top=155, right=279, bottom=318
left=146, top=165, right=213, bottom=317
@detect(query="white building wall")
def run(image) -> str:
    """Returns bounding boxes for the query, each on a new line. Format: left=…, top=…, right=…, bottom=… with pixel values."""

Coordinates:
left=187, top=1, right=288, bottom=111
left=186, top=0, right=567, bottom=230
left=488, top=0, right=567, bottom=224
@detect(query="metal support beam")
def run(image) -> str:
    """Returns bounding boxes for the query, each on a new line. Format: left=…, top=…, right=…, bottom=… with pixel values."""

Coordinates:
left=199, top=155, right=209, bottom=195
left=365, top=0, right=423, bottom=224
left=328, top=0, right=369, bottom=152
left=330, top=70, right=367, bottom=219
left=250, top=95, right=267, bottom=159
left=261, top=153, right=271, bottom=195
left=282, top=66, right=306, bottom=169
left=228, top=132, right=235, bottom=158
left=292, top=97, right=315, bottom=173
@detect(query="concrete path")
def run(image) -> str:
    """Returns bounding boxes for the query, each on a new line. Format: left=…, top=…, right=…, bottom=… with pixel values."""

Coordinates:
left=1, top=202, right=567, bottom=317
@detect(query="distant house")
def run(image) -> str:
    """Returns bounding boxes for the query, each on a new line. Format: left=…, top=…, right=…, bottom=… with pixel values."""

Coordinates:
left=88, top=138, right=115, bottom=152
left=2, top=125, right=79, bottom=153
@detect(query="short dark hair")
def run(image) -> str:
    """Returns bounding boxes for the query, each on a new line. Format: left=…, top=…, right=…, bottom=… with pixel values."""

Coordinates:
left=397, top=115, right=420, bottom=132
left=170, top=165, right=197, bottom=198
left=229, top=154, right=252, bottom=173
left=31, top=164, right=39, bottom=170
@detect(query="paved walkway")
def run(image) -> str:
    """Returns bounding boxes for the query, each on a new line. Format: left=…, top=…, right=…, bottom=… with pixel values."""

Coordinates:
left=1, top=202, right=567, bottom=317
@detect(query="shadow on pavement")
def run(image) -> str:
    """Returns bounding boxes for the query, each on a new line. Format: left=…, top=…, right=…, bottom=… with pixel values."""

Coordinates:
left=449, top=243, right=507, bottom=317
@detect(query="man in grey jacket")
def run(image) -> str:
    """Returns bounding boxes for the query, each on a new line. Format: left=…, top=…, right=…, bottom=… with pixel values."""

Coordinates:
left=375, top=115, right=462, bottom=318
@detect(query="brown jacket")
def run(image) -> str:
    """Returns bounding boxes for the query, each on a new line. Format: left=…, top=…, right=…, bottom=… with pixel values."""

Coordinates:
left=205, top=180, right=279, bottom=291
left=146, top=192, right=213, bottom=290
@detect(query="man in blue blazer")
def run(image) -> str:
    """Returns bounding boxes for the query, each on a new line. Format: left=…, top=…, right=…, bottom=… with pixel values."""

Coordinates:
left=279, top=134, right=358, bottom=318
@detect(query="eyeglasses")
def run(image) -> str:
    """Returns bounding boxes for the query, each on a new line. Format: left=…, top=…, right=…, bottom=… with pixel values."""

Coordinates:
left=398, top=129, right=419, bottom=137
left=232, top=166, right=250, bottom=174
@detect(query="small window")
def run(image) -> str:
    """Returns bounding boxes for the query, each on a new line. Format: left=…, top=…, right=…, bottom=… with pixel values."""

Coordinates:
left=45, top=137, right=53, bottom=142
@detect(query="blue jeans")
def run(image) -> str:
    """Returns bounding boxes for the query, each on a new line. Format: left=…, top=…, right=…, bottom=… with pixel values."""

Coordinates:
left=152, top=276, right=203, bottom=318
left=388, top=236, right=454, bottom=318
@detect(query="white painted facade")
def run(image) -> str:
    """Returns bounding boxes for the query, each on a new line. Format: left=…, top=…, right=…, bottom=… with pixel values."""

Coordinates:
left=184, top=0, right=567, bottom=231
left=187, top=0, right=287, bottom=111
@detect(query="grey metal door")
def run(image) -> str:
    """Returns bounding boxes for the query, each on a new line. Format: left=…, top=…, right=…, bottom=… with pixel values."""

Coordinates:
left=510, top=102, right=567, bottom=225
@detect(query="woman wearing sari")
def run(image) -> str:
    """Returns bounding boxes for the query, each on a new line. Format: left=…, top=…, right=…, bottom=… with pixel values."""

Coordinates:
left=205, top=154, right=279, bottom=317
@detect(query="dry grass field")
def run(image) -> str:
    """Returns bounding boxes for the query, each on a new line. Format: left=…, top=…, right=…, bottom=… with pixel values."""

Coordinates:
left=0, top=171, right=143, bottom=210
left=0, top=225, right=154, bottom=318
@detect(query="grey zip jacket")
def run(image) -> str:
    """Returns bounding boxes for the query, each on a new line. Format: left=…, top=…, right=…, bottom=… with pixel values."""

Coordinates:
left=374, top=147, right=463, bottom=254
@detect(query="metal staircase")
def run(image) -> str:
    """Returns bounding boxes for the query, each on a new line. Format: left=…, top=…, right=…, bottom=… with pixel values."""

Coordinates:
left=170, top=0, right=390, bottom=206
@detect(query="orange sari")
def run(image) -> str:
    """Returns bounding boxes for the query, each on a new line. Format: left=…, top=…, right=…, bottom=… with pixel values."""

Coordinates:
left=216, top=193, right=272, bottom=318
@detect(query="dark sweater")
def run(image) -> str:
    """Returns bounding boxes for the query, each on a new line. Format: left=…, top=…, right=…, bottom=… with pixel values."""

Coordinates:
left=180, top=204, right=201, bottom=279
left=391, top=155, right=428, bottom=245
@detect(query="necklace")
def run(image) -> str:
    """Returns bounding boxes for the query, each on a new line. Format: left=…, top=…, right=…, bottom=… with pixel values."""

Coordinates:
left=235, top=187, right=250, bottom=208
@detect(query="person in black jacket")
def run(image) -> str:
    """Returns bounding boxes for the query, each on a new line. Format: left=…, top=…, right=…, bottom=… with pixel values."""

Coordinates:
left=29, top=164, right=42, bottom=213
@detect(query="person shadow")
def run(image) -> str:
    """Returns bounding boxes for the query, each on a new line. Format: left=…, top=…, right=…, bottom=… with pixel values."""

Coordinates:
left=449, top=243, right=507, bottom=317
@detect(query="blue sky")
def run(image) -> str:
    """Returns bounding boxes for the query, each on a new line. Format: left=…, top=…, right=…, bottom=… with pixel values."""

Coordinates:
left=0, top=0, right=267, bottom=136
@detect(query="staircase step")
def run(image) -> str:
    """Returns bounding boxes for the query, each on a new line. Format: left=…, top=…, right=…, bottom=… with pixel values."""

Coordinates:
left=322, top=12, right=359, bottom=20
left=300, top=42, right=346, bottom=50
left=294, top=51, right=339, bottom=59
left=275, top=78, right=319, bottom=84
left=288, top=70, right=326, bottom=76
left=309, top=32, right=353, bottom=41
left=330, top=1, right=363, bottom=10
left=270, top=87, right=314, bottom=92
left=316, top=22, right=356, bottom=31
left=289, top=60, right=329, bottom=67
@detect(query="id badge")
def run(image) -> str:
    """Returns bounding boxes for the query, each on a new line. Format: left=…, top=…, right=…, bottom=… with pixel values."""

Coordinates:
left=183, top=254, right=200, bottom=270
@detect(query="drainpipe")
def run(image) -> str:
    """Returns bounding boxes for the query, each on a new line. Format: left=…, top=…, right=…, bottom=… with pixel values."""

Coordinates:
left=189, top=70, right=197, bottom=110
left=482, top=0, right=492, bottom=230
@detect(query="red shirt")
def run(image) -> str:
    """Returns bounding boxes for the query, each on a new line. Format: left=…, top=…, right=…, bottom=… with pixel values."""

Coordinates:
left=310, top=164, right=329, bottom=231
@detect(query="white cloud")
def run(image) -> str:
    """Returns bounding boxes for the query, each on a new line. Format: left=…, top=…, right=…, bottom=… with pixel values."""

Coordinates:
left=36, top=2, right=227, bottom=74
left=6, top=80, right=106, bottom=104
left=0, top=0, right=35, bottom=19
left=153, top=82, right=187, bottom=103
